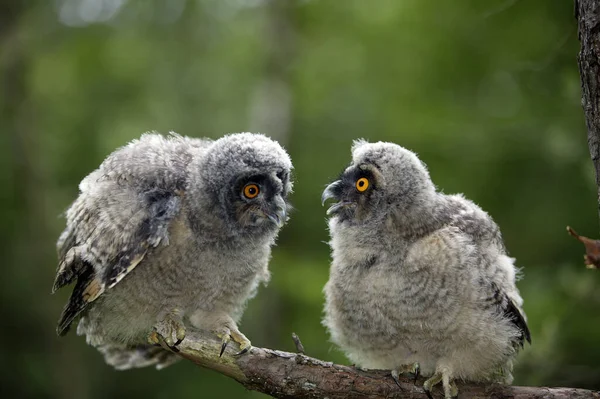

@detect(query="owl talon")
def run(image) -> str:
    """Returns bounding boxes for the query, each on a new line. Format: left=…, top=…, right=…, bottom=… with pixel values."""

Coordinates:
left=174, top=324, right=186, bottom=346
left=219, top=334, right=231, bottom=357
left=391, top=370, right=402, bottom=388
left=391, top=362, right=420, bottom=388
left=148, top=331, right=161, bottom=346
left=152, top=311, right=186, bottom=351
left=148, top=330, right=180, bottom=352
left=216, top=325, right=251, bottom=357
left=423, top=370, right=457, bottom=399
left=449, top=381, right=458, bottom=399
left=423, top=372, right=442, bottom=399
left=414, top=364, right=420, bottom=384
left=234, top=333, right=252, bottom=356
left=235, top=345, right=250, bottom=356
left=230, top=329, right=252, bottom=356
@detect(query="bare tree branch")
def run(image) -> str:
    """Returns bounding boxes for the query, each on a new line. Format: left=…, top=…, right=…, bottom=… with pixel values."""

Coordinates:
left=567, top=226, right=600, bottom=268
left=173, top=330, right=600, bottom=399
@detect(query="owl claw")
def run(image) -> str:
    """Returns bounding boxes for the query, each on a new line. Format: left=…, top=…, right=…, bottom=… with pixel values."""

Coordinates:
left=150, top=311, right=186, bottom=352
left=148, top=330, right=180, bottom=352
left=423, top=372, right=442, bottom=399
left=449, top=381, right=458, bottom=399
left=148, top=331, right=161, bottom=346
left=423, top=370, right=457, bottom=399
left=174, top=324, right=186, bottom=346
left=234, top=344, right=251, bottom=356
left=391, top=370, right=402, bottom=388
left=231, top=329, right=252, bottom=355
left=391, top=362, right=420, bottom=388
left=216, top=326, right=252, bottom=357
left=414, top=365, right=420, bottom=384
left=219, top=335, right=230, bottom=357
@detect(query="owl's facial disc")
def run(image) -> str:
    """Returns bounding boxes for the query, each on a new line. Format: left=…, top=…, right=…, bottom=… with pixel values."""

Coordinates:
left=234, top=174, right=287, bottom=229
left=322, top=163, right=381, bottom=219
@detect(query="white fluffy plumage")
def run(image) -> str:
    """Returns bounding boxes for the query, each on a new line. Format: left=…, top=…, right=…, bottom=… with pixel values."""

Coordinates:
left=53, top=132, right=293, bottom=369
left=322, top=140, right=530, bottom=398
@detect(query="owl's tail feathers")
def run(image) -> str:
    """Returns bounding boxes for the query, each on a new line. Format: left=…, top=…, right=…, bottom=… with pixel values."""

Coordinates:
left=97, top=343, right=181, bottom=370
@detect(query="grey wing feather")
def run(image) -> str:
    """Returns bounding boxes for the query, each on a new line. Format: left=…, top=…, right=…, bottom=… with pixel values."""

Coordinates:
left=55, top=186, right=182, bottom=336
left=103, top=188, right=181, bottom=289
left=53, top=133, right=205, bottom=336
left=448, top=195, right=531, bottom=347
left=447, top=194, right=505, bottom=249
left=53, top=225, right=83, bottom=291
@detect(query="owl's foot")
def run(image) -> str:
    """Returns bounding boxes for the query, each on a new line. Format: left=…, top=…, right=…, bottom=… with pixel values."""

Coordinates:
left=391, top=362, right=420, bottom=387
left=423, top=369, right=458, bottom=399
left=148, top=310, right=186, bottom=352
left=187, top=310, right=252, bottom=357
left=217, top=324, right=252, bottom=357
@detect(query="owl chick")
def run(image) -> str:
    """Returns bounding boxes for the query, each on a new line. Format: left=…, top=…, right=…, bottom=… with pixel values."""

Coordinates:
left=53, top=132, right=292, bottom=370
left=322, top=140, right=530, bottom=399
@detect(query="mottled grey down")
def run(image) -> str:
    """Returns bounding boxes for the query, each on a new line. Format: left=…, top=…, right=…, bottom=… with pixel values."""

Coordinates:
left=323, top=140, right=530, bottom=393
left=53, top=132, right=293, bottom=370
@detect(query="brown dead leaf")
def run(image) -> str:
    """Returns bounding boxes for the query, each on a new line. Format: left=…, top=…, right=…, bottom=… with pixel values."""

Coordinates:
left=567, top=226, right=600, bottom=269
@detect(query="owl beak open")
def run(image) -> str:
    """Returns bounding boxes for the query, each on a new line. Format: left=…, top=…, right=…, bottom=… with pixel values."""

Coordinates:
left=322, top=180, right=353, bottom=216
left=263, top=194, right=287, bottom=227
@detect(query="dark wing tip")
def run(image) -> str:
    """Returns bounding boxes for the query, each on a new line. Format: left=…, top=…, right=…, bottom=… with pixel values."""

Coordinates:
left=56, top=302, right=78, bottom=336
left=52, top=272, right=71, bottom=294
left=524, top=322, right=532, bottom=345
left=55, top=187, right=182, bottom=334
left=489, top=282, right=531, bottom=348
left=53, top=248, right=84, bottom=293
left=55, top=264, right=97, bottom=337
left=504, top=295, right=532, bottom=347
left=56, top=317, right=72, bottom=336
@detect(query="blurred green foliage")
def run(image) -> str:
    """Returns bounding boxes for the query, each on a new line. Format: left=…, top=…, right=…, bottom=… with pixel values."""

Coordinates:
left=1, top=1, right=599, bottom=398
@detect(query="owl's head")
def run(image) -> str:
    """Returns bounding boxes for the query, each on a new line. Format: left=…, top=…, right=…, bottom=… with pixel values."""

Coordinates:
left=322, top=140, right=435, bottom=224
left=193, top=133, right=293, bottom=236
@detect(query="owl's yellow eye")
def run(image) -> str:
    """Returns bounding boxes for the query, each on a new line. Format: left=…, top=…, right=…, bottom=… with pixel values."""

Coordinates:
left=243, top=183, right=260, bottom=199
left=356, top=177, right=369, bottom=192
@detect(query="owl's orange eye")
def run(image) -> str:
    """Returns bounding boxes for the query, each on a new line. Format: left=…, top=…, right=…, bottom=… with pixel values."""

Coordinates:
left=243, top=184, right=260, bottom=199
left=356, top=177, right=369, bottom=192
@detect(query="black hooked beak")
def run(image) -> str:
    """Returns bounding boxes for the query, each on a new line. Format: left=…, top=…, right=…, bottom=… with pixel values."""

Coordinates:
left=322, top=180, right=352, bottom=216
left=321, top=180, right=341, bottom=206
left=263, top=194, right=287, bottom=227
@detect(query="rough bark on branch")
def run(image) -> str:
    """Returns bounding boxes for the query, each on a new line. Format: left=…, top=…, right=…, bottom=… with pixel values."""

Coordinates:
left=175, top=330, right=599, bottom=399
left=576, top=0, right=600, bottom=224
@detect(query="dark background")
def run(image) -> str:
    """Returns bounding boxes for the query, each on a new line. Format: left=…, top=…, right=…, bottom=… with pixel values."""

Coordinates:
left=2, top=1, right=599, bottom=398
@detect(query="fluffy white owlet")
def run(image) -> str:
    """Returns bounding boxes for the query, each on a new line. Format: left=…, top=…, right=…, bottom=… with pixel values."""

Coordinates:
left=322, top=140, right=530, bottom=399
left=53, top=132, right=293, bottom=369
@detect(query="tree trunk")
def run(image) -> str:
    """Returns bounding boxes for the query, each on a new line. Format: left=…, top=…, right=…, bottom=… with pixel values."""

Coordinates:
left=576, top=0, right=600, bottom=225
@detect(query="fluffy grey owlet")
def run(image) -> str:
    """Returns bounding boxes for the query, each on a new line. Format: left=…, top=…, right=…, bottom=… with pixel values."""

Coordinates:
left=322, top=140, right=530, bottom=399
left=53, top=132, right=292, bottom=370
